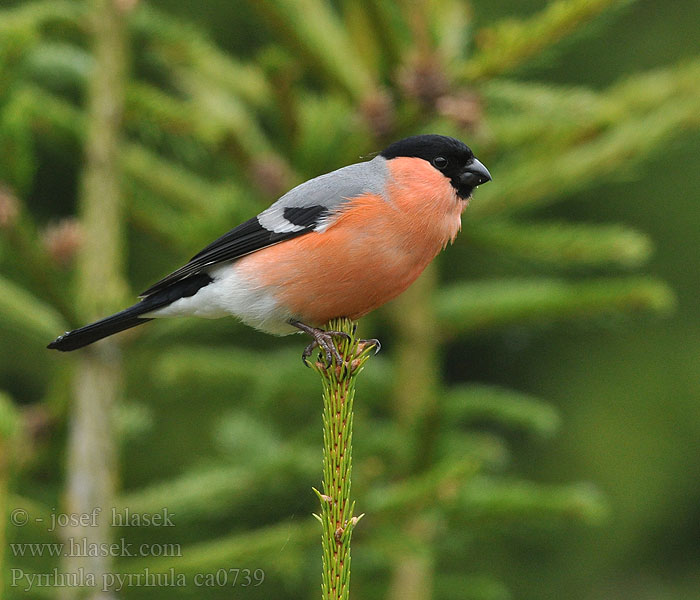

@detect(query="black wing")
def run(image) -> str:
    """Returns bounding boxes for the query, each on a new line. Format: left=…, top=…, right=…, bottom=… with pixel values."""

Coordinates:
left=139, top=208, right=328, bottom=297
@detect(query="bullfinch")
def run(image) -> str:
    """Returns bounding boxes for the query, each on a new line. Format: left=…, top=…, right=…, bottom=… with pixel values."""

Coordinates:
left=48, top=134, right=491, bottom=363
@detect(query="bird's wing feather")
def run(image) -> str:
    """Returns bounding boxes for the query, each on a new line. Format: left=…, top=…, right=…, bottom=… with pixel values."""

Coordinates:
left=139, top=156, right=388, bottom=297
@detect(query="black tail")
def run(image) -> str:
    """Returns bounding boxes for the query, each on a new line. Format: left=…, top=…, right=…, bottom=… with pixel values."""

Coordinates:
left=47, top=305, right=154, bottom=351
left=47, top=273, right=213, bottom=351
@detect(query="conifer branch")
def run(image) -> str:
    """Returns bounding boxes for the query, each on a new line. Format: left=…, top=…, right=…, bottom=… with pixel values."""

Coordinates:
left=462, top=0, right=630, bottom=81
left=249, top=0, right=376, bottom=100
left=0, top=273, right=67, bottom=344
left=436, top=277, right=675, bottom=336
left=311, top=318, right=376, bottom=600
left=445, top=384, right=561, bottom=439
left=465, top=221, right=653, bottom=268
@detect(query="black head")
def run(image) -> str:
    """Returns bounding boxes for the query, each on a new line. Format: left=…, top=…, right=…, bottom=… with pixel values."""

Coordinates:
left=380, top=134, right=491, bottom=198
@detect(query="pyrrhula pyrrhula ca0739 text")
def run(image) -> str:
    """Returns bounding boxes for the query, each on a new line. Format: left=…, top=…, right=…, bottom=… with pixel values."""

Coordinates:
left=48, top=134, right=491, bottom=363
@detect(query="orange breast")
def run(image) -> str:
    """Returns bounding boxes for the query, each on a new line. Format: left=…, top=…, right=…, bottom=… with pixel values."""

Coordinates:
left=236, top=157, right=465, bottom=325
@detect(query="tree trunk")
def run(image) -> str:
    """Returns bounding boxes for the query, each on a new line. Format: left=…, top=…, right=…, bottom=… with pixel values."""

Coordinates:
left=61, top=1, right=130, bottom=598
left=387, top=266, right=440, bottom=600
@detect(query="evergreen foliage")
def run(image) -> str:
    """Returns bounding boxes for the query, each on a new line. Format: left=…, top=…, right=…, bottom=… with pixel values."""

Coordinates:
left=0, top=1, right=698, bottom=599
left=311, top=319, right=375, bottom=600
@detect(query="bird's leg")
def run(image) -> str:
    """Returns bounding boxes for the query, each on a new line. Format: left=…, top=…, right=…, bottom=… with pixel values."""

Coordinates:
left=288, top=319, right=352, bottom=366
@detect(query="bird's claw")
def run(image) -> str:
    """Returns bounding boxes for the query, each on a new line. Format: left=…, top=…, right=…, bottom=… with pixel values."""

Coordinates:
left=301, top=329, right=351, bottom=367
left=359, top=338, right=381, bottom=355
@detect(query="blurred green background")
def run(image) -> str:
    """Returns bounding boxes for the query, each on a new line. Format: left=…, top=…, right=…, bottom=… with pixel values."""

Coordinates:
left=0, top=0, right=698, bottom=599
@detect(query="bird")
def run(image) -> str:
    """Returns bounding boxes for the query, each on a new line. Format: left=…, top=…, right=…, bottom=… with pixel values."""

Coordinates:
left=48, top=134, right=491, bottom=364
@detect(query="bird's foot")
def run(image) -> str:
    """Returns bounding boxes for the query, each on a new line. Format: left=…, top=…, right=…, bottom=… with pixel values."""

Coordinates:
left=289, top=320, right=352, bottom=367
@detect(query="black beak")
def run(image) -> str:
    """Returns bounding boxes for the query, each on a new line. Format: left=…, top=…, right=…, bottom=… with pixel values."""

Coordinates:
left=459, top=158, right=492, bottom=188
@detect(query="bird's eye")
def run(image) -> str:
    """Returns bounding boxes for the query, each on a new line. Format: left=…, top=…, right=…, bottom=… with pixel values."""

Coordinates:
left=432, top=156, right=448, bottom=170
